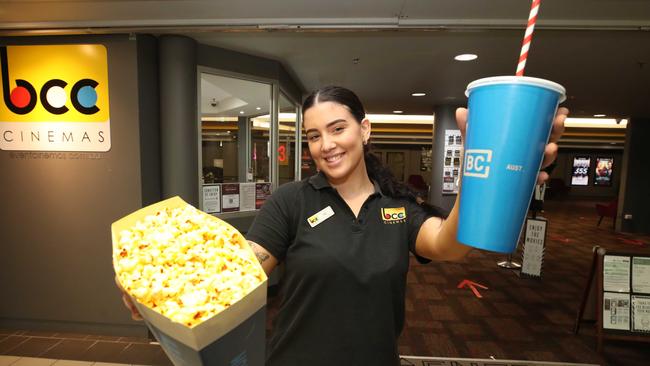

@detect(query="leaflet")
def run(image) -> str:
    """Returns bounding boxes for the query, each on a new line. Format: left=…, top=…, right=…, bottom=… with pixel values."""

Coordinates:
left=632, top=257, right=650, bottom=294
left=632, top=295, right=650, bottom=332
left=603, top=255, right=630, bottom=292
left=603, top=292, right=630, bottom=330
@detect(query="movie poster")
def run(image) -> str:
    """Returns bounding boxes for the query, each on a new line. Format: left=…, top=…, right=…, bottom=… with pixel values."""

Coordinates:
left=594, top=157, right=614, bottom=186
left=571, top=156, right=591, bottom=186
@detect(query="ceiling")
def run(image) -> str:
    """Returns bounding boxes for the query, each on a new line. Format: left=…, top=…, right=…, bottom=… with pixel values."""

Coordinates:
left=1, top=0, right=648, bottom=148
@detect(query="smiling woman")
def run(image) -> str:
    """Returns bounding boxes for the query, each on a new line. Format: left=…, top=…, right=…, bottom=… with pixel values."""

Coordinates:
left=245, top=85, right=468, bottom=366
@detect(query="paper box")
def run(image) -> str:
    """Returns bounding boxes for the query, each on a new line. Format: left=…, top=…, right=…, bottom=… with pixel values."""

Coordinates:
left=112, top=196, right=267, bottom=366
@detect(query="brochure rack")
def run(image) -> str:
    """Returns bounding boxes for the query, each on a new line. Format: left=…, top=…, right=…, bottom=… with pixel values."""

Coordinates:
left=574, top=246, right=650, bottom=352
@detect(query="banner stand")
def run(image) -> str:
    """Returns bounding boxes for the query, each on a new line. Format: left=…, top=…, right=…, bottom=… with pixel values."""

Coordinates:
left=498, top=253, right=522, bottom=269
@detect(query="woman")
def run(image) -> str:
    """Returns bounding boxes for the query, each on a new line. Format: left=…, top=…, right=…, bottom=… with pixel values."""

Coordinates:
left=121, top=86, right=567, bottom=366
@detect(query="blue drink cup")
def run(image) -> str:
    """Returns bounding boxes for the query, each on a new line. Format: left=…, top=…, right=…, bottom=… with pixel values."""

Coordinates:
left=457, top=76, right=566, bottom=253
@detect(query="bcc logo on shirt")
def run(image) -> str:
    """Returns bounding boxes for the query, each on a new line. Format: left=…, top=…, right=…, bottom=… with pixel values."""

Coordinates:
left=381, top=207, right=406, bottom=224
left=463, top=149, right=492, bottom=178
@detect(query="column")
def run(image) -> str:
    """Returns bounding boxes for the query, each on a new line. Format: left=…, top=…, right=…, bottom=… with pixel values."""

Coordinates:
left=159, top=35, right=198, bottom=205
left=429, top=105, right=462, bottom=212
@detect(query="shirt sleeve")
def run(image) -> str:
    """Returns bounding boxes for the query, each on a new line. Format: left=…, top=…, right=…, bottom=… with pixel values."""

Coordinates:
left=406, top=199, right=449, bottom=264
left=245, top=182, right=299, bottom=262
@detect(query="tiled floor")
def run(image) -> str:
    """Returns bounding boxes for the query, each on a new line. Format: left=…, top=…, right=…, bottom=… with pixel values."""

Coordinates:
left=0, top=355, right=133, bottom=365
left=2, top=198, right=649, bottom=366
left=0, top=331, right=170, bottom=366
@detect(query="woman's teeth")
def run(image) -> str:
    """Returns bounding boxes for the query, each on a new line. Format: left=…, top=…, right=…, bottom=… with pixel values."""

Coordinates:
left=325, top=153, right=343, bottom=163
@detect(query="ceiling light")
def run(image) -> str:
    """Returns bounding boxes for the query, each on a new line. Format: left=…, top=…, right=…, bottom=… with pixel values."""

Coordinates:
left=239, top=111, right=245, bottom=114
left=256, top=107, right=261, bottom=110
left=454, top=54, right=478, bottom=61
left=393, top=110, right=403, bottom=114
left=411, top=92, right=426, bottom=97
left=594, top=114, right=606, bottom=117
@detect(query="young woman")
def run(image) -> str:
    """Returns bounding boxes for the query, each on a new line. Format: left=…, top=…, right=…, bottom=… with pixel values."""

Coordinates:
left=245, top=86, right=567, bottom=365
left=120, top=86, right=567, bottom=366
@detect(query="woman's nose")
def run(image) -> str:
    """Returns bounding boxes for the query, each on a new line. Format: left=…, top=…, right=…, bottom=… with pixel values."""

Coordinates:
left=320, top=135, right=336, bottom=151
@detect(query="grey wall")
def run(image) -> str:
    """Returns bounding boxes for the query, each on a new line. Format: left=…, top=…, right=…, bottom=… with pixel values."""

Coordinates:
left=0, top=35, right=152, bottom=336
left=619, top=118, right=650, bottom=234
left=197, top=44, right=303, bottom=105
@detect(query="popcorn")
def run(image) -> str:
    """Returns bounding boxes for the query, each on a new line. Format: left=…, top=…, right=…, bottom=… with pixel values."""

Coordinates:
left=114, top=204, right=265, bottom=328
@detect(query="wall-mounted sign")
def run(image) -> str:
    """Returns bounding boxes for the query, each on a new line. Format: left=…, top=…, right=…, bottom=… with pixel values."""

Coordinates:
left=221, top=183, right=240, bottom=212
left=278, top=143, right=289, bottom=166
left=442, top=130, right=462, bottom=195
left=1, top=44, right=110, bottom=152
left=571, top=156, right=591, bottom=186
left=255, top=183, right=271, bottom=209
left=594, top=156, right=614, bottom=186
left=202, top=184, right=221, bottom=214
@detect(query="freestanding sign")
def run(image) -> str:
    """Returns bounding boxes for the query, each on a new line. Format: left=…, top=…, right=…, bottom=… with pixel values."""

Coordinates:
left=521, top=217, right=547, bottom=278
left=1, top=44, right=110, bottom=152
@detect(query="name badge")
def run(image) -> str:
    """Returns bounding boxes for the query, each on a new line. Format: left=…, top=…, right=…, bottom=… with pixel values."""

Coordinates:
left=307, top=206, right=335, bottom=228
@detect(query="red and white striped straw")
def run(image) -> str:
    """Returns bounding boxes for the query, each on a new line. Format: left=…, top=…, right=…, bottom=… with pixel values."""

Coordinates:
left=516, top=0, right=541, bottom=76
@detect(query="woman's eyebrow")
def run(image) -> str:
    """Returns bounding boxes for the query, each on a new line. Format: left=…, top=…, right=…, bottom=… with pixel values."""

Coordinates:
left=305, top=119, right=347, bottom=134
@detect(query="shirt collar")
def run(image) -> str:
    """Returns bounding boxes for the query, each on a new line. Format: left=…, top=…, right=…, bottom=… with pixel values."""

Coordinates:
left=307, top=171, right=385, bottom=197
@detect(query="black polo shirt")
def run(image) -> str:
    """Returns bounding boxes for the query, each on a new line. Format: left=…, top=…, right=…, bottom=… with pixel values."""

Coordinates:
left=246, top=172, right=440, bottom=366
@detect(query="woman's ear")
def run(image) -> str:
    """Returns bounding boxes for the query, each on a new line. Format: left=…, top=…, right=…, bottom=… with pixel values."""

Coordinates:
left=360, top=118, right=371, bottom=143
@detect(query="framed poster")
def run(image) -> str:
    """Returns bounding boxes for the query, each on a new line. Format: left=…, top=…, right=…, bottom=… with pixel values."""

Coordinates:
left=594, top=156, right=614, bottom=186
left=571, top=156, right=591, bottom=186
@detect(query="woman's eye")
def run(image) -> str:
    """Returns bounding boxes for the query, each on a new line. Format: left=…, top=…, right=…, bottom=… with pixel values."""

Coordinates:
left=307, top=135, right=320, bottom=142
left=333, top=126, right=345, bottom=133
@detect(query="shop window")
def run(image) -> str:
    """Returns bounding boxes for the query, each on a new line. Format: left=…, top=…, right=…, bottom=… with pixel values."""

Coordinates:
left=199, top=72, right=272, bottom=213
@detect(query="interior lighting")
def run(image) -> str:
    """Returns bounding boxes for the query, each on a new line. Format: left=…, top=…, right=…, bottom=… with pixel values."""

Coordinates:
left=239, top=110, right=245, bottom=114
left=454, top=54, right=478, bottom=61
left=564, top=118, right=627, bottom=128
left=594, top=114, right=606, bottom=117
left=411, top=92, right=426, bottom=97
left=256, top=107, right=261, bottom=110
left=392, top=110, right=403, bottom=114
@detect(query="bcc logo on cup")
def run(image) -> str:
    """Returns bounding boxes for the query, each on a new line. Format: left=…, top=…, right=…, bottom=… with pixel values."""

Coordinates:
left=464, top=149, right=492, bottom=178
left=1, top=44, right=110, bottom=151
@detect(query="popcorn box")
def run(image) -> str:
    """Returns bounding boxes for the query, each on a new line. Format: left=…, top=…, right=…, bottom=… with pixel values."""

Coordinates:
left=112, top=196, right=267, bottom=366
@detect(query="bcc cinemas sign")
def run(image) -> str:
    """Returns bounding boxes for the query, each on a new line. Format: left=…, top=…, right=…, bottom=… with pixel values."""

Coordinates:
left=1, top=44, right=110, bottom=151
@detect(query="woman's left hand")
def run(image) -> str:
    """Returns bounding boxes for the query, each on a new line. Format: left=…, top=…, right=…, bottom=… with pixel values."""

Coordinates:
left=455, top=107, right=569, bottom=185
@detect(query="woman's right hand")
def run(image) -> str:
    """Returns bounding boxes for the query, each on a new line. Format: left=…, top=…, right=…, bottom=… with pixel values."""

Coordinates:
left=115, top=275, right=143, bottom=321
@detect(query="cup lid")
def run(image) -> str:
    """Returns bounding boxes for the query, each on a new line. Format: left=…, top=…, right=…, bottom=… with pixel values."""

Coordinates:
left=466, top=76, right=566, bottom=103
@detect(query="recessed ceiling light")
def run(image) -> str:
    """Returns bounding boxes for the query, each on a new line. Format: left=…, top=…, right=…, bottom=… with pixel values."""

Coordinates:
left=393, top=110, right=403, bottom=114
left=239, top=111, right=245, bottom=114
left=454, top=54, right=478, bottom=61
left=411, top=92, right=426, bottom=97
left=594, top=114, right=606, bottom=117
left=256, top=107, right=261, bottom=110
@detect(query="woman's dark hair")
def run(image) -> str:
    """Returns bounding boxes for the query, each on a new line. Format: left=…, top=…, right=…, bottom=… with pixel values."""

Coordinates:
left=302, top=86, right=446, bottom=217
